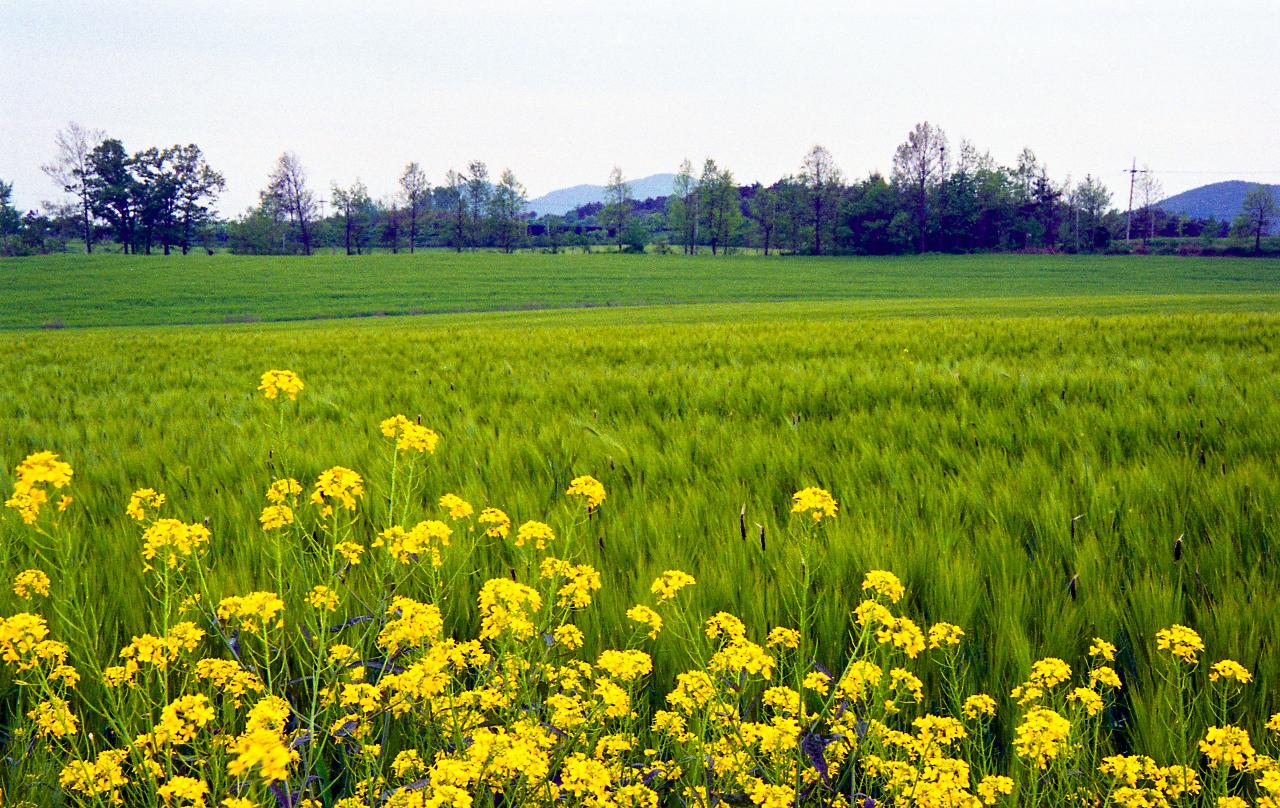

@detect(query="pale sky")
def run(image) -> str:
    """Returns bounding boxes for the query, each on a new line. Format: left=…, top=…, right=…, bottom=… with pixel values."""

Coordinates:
left=3, top=0, right=1278, bottom=216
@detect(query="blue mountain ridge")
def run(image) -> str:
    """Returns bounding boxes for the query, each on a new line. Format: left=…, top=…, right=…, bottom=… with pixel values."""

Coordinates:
left=1158, top=180, right=1280, bottom=221
left=526, top=173, right=677, bottom=217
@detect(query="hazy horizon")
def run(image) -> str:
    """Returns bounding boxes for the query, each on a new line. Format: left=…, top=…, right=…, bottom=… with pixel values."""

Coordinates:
left=3, top=0, right=1279, bottom=217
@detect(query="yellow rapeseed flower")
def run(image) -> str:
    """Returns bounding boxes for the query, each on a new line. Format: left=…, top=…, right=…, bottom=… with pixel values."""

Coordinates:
left=59, top=749, right=129, bottom=803
left=379, top=520, right=451, bottom=566
left=477, top=507, right=511, bottom=538
left=259, top=504, right=293, bottom=531
left=514, top=520, right=554, bottom=549
left=928, top=621, right=965, bottom=649
left=650, top=570, right=696, bottom=603
left=13, top=450, right=74, bottom=488
left=1199, top=725, right=1255, bottom=770
left=1089, top=637, right=1117, bottom=661
left=976, top=775, right=1014, bottom=805
left=266, top=478, right=302, bottom=504
left=12, top=568, right=50, bottom=599
left=5, top=451, right=73, bottom=524
left=861, top=570, right=905, bottom=603
left=596, top=649, right=654, bottom=682
left=566, top=475, right=607, bottom=509
left=963, top=694, right=998, bottom=719
left=28, top=696, right=78, bottom=739
left=305, top=585, right=340, bottom=612
left=1155, top=624, right=1205, bottom=665
left=257, top=369, right=303, bottom=401
left=217, top=592, right=285, bottom=634
left=126, top=487, right=166, bottom=521
left=379, top=414, right=440, bottom=453
left=765, top=626, right=801, bottom=649
left=157, top=775, right=209, bottom=806
left=626, top=605, right=663, bottom=639
left=553, top=624, right=585, bottom=650
left=1208, top=659, right=1252, bottom=684
left=311, top=466, right=364, bottom=512
left=1014, top=707, right=1073, bottom=769
left=140, top=518, right=211, bottom=572
left=791, top=486, right=838, bottom=522
left=438, top=492, right=474, bottom=520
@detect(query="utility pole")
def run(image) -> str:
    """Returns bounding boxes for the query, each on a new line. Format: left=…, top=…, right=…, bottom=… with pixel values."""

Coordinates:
left=1124, top=159, right=1149, bottom=242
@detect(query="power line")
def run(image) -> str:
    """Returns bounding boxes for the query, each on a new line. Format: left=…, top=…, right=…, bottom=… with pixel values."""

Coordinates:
left=1117, top=169, right=1280, bottom=175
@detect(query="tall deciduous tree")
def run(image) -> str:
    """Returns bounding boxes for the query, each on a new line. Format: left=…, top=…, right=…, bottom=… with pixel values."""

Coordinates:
left=698, top=159, right=741, bottom=256
left=465, top=160, right=490, bottom=250
left=86, top=139, right=138, bottom=253
left=1133, top=169, right=1162, bottom=246
left=172, top=145, right=225, bottom=255
left=264, top=152, right=316, bottom=255
left=602, top=167, right=633, bottom=252
left=330, top=180, right=373, bottom=255
left=1070, top=175, right=1111, bottom=252
left=1232, top=185, right=1276, bottom=253
left=668, top=159, right=698, bottom=254
left=489, top=168, right=527, bottom=254
left=748, top=184, right=778, bottom=255
left=891, top=123, right=948, bottom=253
left=42, top=122, right=105, bottom=253
left=443, top=169, right=467, bottom=252
left=801, top=145, right=842, bottom=255
left=399, top=163, right=430, bottom=253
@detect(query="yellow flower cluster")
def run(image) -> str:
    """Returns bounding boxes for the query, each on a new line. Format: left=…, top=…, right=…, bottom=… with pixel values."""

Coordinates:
left=790, top=485, right=838, bottom=522
left=378, top=520, right=452, bottom=566
left=1156, top=624, right=1205, bottom=665
left=259, top=478, right=302, bottom=530
left=540, top=556, right=602, bottom=608
left=217, top=592, right=285, bottom=634
left=126, top=486, right=166, bottom=520
left=626, top=604, right=663, bottom=638
left=478, top=578, right=542, bottom=640
left=12, top=568, right=50, bottom=599
left=1208, top=659, right=1252, bottom=684
left=257, top=369, right=303, bottom=400
left=478, top=506, right=511, bottom=538
left=566, top=474, right=607, bottom=509
left=228, top=696, right=297, bottom=783
left=4, top=450, right=73, bottom=524
left=28, top=695, right=78, bottom=738
left=861, top=569, right=905, bottom=603
left=438, top=492, right=473, bottom=519
left=311, top=466, right=364, bottom=514
left=59, top=749, right=130, bottom=804
left=1100, top=754, right=1201, bottom=806
left=651, top=569, right=696, bottom=603
left=1199, top=725, right=1255, bottom=770
left=379, top=414, right=440, bottom=453
left=1013, top=706, right=1073, bottom=768
left=515, top=519, right=555, bottom=549
left=140, top=518, right=211, bottom=571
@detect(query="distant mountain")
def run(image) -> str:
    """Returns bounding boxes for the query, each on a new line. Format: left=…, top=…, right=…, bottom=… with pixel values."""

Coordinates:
left=1158, top=181, right=1280, bottom=222
left=526, top=173, right=676, bottom=217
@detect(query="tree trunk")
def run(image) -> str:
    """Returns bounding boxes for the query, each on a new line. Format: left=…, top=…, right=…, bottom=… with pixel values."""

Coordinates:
left=409, top=202, right=417, bottom=254
left=813, top=195, right=822, bottom=256
left=82, top=198, right=94, bottom=253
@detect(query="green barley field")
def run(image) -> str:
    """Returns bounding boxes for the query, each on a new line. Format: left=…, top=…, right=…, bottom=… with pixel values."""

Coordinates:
left=2, top=253, right=1279, bottom=806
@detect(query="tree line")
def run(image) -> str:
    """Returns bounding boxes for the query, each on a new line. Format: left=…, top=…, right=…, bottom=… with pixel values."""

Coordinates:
left=3, top=120, right=1275, bottom=257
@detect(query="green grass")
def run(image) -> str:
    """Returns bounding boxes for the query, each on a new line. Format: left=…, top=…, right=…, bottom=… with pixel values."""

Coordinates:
left=1, top=251, right=1278, bottom=329
left=3, top=288, right=1279, bottom=762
